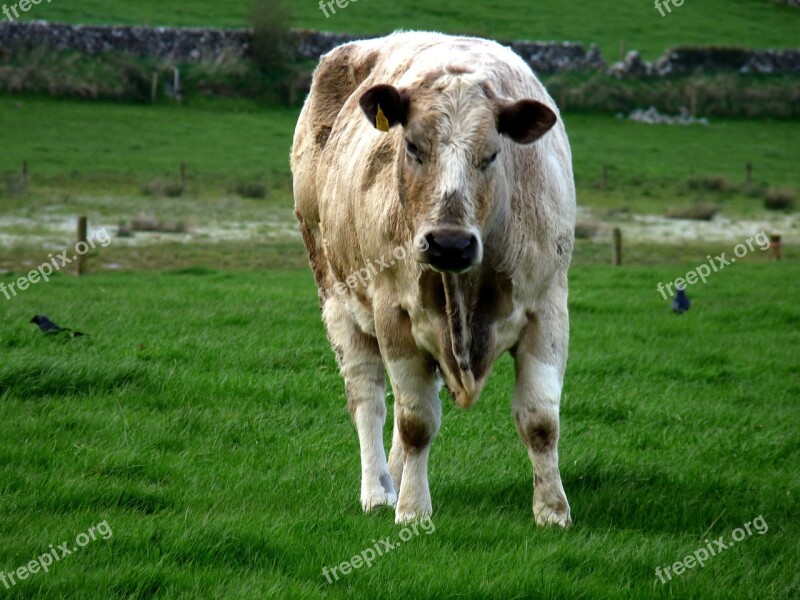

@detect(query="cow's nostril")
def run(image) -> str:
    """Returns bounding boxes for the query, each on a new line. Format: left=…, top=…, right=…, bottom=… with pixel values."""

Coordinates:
left=420, top=231, right=479, bottom=272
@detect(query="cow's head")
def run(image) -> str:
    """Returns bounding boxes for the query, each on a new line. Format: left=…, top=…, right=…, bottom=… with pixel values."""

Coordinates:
left=359, top=74, right=557, bottom=273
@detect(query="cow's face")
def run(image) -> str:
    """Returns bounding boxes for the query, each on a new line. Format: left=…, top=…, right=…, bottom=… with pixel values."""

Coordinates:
left=360, top=77, right=556, bottom=273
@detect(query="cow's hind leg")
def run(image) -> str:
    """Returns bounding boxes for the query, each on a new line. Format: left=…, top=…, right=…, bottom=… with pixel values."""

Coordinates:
left=512, top=284, right=572, bottom=528
left=324, top=296, right=396, bottom=511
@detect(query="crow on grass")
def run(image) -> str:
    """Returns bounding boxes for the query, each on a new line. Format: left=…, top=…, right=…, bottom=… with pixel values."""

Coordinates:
left=672, top=286, right=690, bottom=314
left=30, top=315, right=88, bottom=337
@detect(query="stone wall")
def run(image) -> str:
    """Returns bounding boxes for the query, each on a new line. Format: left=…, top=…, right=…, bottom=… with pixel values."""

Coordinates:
left=609, top=47, right=800, bottom=77
left=0, top=20, right=798, bottom=77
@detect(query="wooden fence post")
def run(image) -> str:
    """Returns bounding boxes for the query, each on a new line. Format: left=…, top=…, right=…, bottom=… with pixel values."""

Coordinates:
left=151, top=72, right=158, bottom=103
left=179, top=162, right=186, bottom=189
left=612, top=227, right=622, bottom=266
left=769, top=234, right=782, bottom=261
left=76, top=216, right=88, bottom=276
left=746, top=162, right=752, bottom=184
left=21, top=160, right=27, bottom=187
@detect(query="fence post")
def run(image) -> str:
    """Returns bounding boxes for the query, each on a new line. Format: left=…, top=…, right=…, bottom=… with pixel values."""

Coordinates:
left=746, top=162, right=752, bottom=184
left=179, top=162, right=186, bottom=189
left=769, top=234, right=782, bottom=261
left=612, top=227, right=622, bottom=266
left=151, top=72, right=158, bottom=103
left=76, top=216, right=88, bottom=276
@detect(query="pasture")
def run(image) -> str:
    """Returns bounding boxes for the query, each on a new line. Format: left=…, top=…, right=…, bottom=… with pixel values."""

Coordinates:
left=0, top=263, right=798, bottom=599
left=1, top=0, right=798, bottom=597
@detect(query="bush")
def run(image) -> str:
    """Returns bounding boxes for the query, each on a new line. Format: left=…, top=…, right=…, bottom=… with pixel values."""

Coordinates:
left=686, top=174, right=733, bottom=192
left=764, top=187, right=796, bottom=210
left=249, top=0, right=294, bottom=78
left=233, top=180, right=268, bottom=199
left=141, top=178, right=184, bottom=197
left=575, top=220, right=602, bottom=239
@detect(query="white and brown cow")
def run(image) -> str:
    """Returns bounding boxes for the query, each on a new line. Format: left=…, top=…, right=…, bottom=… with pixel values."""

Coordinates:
left=291, top=31, right=575, bottom=526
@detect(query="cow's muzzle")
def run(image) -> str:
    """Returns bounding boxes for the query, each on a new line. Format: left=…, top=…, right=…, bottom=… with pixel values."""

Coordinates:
left=415, top=228, right=482, bottom=273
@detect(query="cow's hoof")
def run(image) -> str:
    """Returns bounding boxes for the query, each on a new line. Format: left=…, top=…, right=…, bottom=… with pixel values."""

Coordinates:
left=361, top=490, right=397, bottom=512
left=534, top=503, right=572, bottom=528
left=394, top=509, right=431, bottom=524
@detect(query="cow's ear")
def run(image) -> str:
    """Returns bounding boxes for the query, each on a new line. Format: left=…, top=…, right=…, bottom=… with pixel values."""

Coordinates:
left=360, top=84, right=409, bottom=131
left=497, top=99, right=557, bottom=144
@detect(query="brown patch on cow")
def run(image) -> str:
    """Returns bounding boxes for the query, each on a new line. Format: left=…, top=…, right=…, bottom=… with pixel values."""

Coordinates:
left=445, top=64, right=474, bottom=76
left=419, top=270, right=446, bottom=312
left=467, top=268, right=512, bottom=379
left=526, top=421, right=558, bottom=453
left=310, top=46, right=378, bottom=130
left=297, top=219, right=328, bottom=306
left=315, top=126, right=332, bottom=148
left=361, top=136, right=396, bottom=193
left=398, top=412, right=431, bottom=453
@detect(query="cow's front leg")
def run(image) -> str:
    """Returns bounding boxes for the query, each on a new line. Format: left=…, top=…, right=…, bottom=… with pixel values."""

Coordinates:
left=512, top=287, right=572, bottom=528
left=324, top=296, right=396, bottom=511
left=377, top=305, right=441, bottom=524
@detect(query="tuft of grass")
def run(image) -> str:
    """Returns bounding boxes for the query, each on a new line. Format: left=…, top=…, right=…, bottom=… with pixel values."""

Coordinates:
left=232, top=179, right=268, bottom=199
left=687, top=174, right=734, bottom=193
left=764, top=186, right=796, bottom=210
left=141, top=177, right=184, bottom=197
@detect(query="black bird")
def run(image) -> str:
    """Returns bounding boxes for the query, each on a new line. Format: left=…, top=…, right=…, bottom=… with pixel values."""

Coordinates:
left=30, top=315, right=87, bottom=337
left=672, top=286, right=690, bottom=314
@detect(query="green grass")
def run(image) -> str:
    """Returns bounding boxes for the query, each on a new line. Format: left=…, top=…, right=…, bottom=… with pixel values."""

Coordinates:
left=2, top=96, right=798, bottom=190
left=16, top=0, right=800, bottom=60
left=0, top=96, right=295, bottom=184
left=0, top=262, right=797, bottom=598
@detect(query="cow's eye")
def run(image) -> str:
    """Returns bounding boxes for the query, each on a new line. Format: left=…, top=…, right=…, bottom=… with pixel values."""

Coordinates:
left=480, top=152, right=499, bottom=170
left=405, top=139, right=423, bottom=164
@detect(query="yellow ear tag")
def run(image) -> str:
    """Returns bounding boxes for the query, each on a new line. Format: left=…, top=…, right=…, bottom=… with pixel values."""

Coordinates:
left=375, top=104, right=390, bottom=132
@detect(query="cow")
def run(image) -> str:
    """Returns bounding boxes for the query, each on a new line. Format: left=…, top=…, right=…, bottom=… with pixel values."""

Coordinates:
left=291, top=31, right=575, bottom=527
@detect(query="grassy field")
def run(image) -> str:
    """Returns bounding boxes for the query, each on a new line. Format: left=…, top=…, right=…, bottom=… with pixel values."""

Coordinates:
left=15, top=0, right=800, bottom=59
left=1, top=95, right=796, bottom=272
left=3, top=95, right=799, bottom=190
left=0, top=262, right=797, bottom=599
